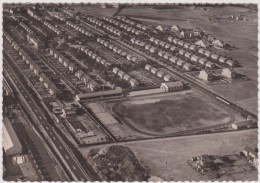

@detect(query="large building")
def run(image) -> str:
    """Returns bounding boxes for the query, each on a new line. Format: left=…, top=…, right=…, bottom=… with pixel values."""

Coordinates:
left=160, top=81, right=183, bottom=92
left=3, top=117, right=23, bottom=156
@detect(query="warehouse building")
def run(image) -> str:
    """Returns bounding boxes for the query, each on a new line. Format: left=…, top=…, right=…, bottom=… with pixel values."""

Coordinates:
left=160, top=81, right=183, bottom=92
left=3, top=117, right=23, bottom=156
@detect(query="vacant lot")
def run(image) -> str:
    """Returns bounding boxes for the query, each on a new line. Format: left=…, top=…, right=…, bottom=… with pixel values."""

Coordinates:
left=114, top=91, right=235, bottom=135
left=79, top=129, right=258, bottom=181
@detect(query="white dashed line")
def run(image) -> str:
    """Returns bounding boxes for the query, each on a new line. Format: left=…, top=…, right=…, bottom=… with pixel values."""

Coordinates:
left=72, top=165, right=76, bottom=170
left=65, top=155, right=69, bottom=159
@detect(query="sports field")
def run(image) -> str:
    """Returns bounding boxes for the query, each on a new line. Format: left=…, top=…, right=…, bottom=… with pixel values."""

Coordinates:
left=114, top=92, right=235, bottom=135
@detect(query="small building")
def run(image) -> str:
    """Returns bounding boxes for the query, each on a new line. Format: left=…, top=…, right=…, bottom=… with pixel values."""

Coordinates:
left=231, top=120, right=253, bottom=130
left=222, top=68, right=236, bottom=78
left=198, top=70, right=213, bottom=81
left=113, top=67, right=120, bottom=74
left=62, top=106, right=76, bottom=117
left=191, top=55, right=199, bottom=63
left=164, top=74, right=173, bottom=82
left=180, top=29, right=193, bottom=38
left=151, top=67, right=158, bottom=75
left=205, top=61, right=215, bottom=68
left=177, top=60, right=185, bottom=67
left=211, top=53, right=220, bottom=60
left=212, top=39, right=224, bottom=48
left=183, top=63, right=194, bottom=71
left=184, top=52, right=192, bottom=59
left=170, top=45, right=178, bottom=52
left=169, top=56, right=179, bottom=64
left=118, top=71, right=125, bottom=78
left=171, top=25, right=180, bottom=32
left=157, top=71, right=165, bottom=78
left=195, top=40, right=206, bottom=48
left=75, top=70, right=85, bottom=79
left=63, top=59, right=70, bottom=68
left=179, top=49, right=186, bottom=56
left=88, top=80, right=99, bottom=92
left=123, top=74, right=131, bottom=81
left=177, top=40, right=185, bottom=47
left=189, top=44, right=197, bottom=51
left=49, top=84, right=57, bottom=96
left=226, top=60, right=236, bottom=67
left=219, top=56, right=227, bottom=63
left=199, top=58, right=208, bottom=66
left=69, top=63, right=77, bottom=72
left=204, top=50, right=212, bottom=57
left=198, top=48, right=206, bottom=55
left=129, top=78, right=139, bottom=87
left=145, top=64, right=152, bottom=71
left=160, top=81, right=183, bottom=92
left=81, top=74, right=91, bottom=85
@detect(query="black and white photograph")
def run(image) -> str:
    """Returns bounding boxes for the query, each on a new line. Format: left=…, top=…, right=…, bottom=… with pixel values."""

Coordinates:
left=1, top=1, right=259, bottom=182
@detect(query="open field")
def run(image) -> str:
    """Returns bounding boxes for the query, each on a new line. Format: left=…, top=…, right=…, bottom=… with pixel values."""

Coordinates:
left=79, top=129, right=258, bottom=181
left=114, top=91, right=236, bottom=135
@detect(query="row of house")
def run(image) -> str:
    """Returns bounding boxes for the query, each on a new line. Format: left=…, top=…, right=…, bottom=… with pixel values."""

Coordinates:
left=19, top=22, right=34, bottom=34
left=85, top=16, right=122, bottom=36
left=49, top=48, right=78, bottom=72
left=49, top=48, right=100, bottom=92
left=27, top=34, right=45, bottom=49
left=27, top=9, right=43, bottom=22
left=116, top=16, right=148, bottom=31
left=103, top=17, right=143, bottom=36
left=116, top=16, right=135, bottom=26
left=242, top=143, right=258, bottom=168
left=4, top=32, right=57, bottom=96
left=102, top=23, right=122, bottom=37
left=85, top=16, right=104, bottom=27
left=75, top=70, right=100, bottom=91
left=150, top=37, right=215, bottom=69
left=39, top=73, right=58, bottom=95
left=79, top=46, right=112, bottom=67
left=97, top=37, right=141, bottom=63
left=48, top=11, right=66, bottom=22
left=168, top=36, right=236, bottom=67
left=198, top=68, right=236, bottom=81
left=112, top=67, right=139, bottom=87
left=43, top=21, right=61, bottom=35
left=145, top=64, right=173, bottom=82
left=66, top=20, right=93, bottom=37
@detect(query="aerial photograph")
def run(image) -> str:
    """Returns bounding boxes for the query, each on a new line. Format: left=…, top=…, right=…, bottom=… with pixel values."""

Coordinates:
left=2, top=2, right=258, bottom=182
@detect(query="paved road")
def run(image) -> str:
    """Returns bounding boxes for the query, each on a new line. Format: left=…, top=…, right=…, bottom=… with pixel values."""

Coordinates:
left=3, top=51, right=91, bottom=181
left=84, top=128, right=258, bottom=148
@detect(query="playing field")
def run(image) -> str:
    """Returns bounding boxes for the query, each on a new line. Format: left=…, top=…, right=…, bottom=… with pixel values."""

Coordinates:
left=114, top=92, right=235, bottom=135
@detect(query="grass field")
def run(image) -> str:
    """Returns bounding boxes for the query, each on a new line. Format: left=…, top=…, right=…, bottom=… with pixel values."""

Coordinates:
left=114, top=92, right=235, bottom=135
